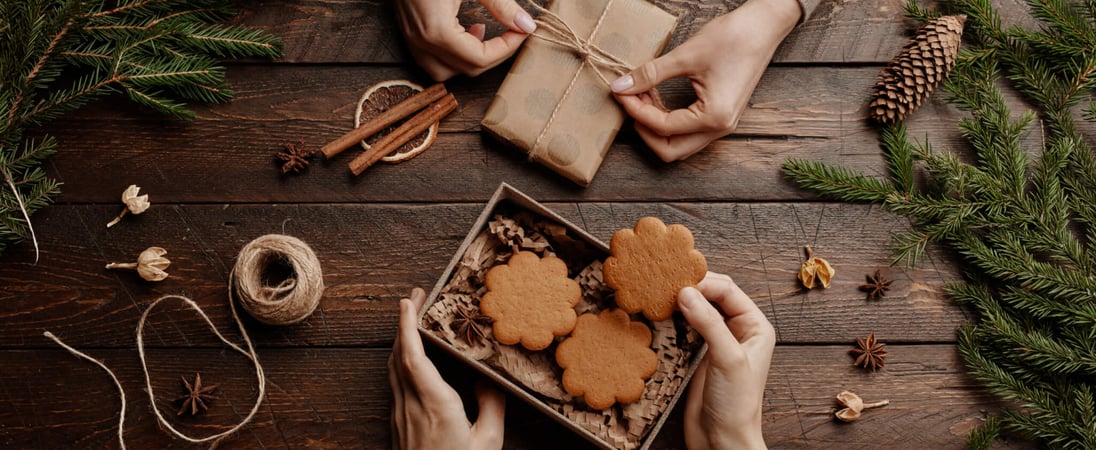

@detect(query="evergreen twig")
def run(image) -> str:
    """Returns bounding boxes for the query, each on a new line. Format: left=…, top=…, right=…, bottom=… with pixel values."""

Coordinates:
left=0, top=0, right=281, bottom=257
left=782, top=0, right=1096, bottom=447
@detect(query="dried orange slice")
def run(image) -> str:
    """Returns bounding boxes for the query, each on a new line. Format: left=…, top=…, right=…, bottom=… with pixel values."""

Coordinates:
left=355, top=80, right=439, bottom=163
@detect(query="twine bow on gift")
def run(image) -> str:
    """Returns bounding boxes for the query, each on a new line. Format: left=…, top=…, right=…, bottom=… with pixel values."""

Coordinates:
left=526, top=0, right=632, bottom=86
left=524, top=0, right=633, bottom=160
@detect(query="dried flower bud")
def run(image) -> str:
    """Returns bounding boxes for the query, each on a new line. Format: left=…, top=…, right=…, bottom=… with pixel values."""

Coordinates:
left=105, top=247, right=170, bottom=281
left=834, top=390, right=888, bottom=422
left=106, top=185, right=150, bottom=228
left=798, top=245, right=834, bottom=289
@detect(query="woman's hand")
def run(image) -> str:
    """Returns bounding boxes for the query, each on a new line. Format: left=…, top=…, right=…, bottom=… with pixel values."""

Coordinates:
left=395, top=0, right=536, bottom=81
left=611, top=0, right=802, bottom=162
left=677, top=273, right=776, bottom=450
left=388, top=288, right=507, bottom=450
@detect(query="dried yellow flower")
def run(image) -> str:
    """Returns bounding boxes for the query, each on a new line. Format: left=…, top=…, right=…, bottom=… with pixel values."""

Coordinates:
left=106, top=247, right=170, bottom=281
left=106, top=184, right=150, bottom=228
left=834, top=390, right=888, bottom=422
left=798, top=245, right=834, bottom=289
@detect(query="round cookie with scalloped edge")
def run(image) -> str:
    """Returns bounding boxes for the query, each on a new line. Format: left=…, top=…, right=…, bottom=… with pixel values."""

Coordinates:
left=555, top=309, right=658, bottom=410
left=481, top=251, right=581, bottom=351
left=603, top=217, right=707, bottom=321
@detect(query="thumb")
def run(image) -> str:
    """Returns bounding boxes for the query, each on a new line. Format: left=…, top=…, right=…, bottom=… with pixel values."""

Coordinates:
left=478, top=0, right=537, bottom=34
left=471, top=380, right=506, bottom=448
left=610, top=50, right=689, bottom=94
left=678, top=286, right=745, bottom=368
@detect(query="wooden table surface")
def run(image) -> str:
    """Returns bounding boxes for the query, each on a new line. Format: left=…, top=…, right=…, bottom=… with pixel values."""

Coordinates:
left=0, top=0, right=1055, bottom=448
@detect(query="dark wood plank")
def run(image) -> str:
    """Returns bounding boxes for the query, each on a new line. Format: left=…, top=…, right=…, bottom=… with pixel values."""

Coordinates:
left=0, top=345, right=1028, bottom=449
left=233, top=0, right=966, bottom=65
left=45, top=65, right=1089, bottom=203
left=0, top=203, right=964, bottom=348
left=232, top=0, right=1043, bottom=65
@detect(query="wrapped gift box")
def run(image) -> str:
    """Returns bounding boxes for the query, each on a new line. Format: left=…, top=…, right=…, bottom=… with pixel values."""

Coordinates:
left=481, top=0, right=677, bottom=186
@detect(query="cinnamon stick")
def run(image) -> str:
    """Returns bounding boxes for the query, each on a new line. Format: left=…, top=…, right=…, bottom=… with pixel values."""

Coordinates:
left=321, top=83, right=448, bottom=159
left=349, top=94, right=457, bottom=176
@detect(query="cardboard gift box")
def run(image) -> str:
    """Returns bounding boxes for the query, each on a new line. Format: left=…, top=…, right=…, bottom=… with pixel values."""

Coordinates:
left=481, top=0, right=677, bottom=186
left=419, top=183, right=707, bottom=450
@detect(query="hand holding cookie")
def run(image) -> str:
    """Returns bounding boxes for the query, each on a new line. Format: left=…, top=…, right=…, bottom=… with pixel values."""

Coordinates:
left=389, top=288, right=507, bottom=450
left=604, top=217, right=707, bottom=321
left=678, top=273, right=775, bottom=450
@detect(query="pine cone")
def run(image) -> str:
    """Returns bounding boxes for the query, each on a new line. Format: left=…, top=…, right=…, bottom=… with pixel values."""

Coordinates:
left=869, top=15, right=966, bottom=124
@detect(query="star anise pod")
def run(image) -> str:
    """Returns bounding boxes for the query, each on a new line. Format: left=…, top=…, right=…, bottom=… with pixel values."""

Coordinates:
left=849, top=332, right=888, bottom=371
left=274, top=139, right=314, bottom=174
left=452, top=306, right=492, bottom=344
left=859, top=269, right=893, bottom=300
left=176, top=372, right=218, bottom=416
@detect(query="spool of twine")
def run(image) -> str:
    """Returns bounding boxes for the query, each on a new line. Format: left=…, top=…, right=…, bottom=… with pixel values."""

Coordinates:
left=232, top=234, right=324, bottom=325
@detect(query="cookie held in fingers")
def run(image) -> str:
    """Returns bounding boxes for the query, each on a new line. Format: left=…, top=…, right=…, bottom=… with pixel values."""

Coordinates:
left=603, top=217, right=707, bottom=321
left=481, top=251, right=581, bottom=351
left=555, top=309, right=658, bottom=410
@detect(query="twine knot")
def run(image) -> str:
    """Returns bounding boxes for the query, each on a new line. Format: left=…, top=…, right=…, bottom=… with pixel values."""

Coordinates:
left=527, top=0, right=631, bottom=86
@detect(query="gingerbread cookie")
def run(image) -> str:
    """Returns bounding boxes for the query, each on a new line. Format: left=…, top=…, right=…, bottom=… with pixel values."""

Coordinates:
left=603, top=217, right=707, bottom=321
left=481, top=251, right=581, bottom=351
left=555, top=309, right=657, bottom=410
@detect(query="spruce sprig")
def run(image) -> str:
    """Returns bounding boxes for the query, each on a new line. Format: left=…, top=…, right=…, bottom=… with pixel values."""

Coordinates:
left=781, top=0, right=1096, bottom=447
left=0, top=0, right=281, bottom=257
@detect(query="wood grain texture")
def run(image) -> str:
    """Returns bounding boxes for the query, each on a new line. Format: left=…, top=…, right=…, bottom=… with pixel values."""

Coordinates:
left=42, top=65, right=1090, bottom=203
left=2, top=0, right=1058, bottom=447
left=0, top=346, right=1030, bottom=449
left=231, top=0, right=929, bottom=65
left=232, top=0, right=1041, bottom=65
left=0, top=203, right=963, bottom=348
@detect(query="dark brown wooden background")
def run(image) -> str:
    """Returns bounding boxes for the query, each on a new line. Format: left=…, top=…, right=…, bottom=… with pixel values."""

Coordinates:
left=1, top=0, right=1075, bottom=448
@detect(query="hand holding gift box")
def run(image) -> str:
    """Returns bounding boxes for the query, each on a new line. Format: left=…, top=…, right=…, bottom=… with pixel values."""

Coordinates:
left=386, top=184, right=776, bottom=450
left=610, top=0, right=805, bottom=162
left=396, top=0, right=816, bottom=180
left=481, top=0, right=677, bottom=185
left=394, top=0, right=537, bottom=81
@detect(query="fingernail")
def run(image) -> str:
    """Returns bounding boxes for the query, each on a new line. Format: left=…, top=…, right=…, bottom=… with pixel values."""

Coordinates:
left=679, top=287, right=703, bottom=311
left=515, top=11, right=537, bottom=34
left=610, top=75, right=633, bottom=93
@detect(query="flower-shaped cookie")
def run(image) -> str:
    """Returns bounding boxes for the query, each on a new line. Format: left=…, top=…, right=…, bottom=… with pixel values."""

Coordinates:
left=603, top=217, right=707, bottom=321
left=481, top=251, right=581, bottom=351
left=555, top=309, right=657, bottom=410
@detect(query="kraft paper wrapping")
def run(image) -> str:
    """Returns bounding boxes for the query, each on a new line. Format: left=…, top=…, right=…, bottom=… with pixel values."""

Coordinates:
left=481, top=0, right=677, bottom=186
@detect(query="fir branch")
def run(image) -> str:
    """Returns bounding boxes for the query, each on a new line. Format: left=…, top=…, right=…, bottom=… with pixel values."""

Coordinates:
left=880, top=123, right=916, bottom=194
left=0, top=0, right=281, bottom=256
left=783, top=0, right=1096, bottom=446
left=967, top=416, right=1001, bottom=450
left=1026, top=0, right=1096, bottom=49
left=905, top=0, right=942, bottom=22
left=779, top=159, right=898, bottom=202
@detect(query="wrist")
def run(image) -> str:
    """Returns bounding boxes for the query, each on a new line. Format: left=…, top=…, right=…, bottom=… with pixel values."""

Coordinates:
left=709, top=426, right=766, bottom=450
left=699, top=413, right=766, bottom=450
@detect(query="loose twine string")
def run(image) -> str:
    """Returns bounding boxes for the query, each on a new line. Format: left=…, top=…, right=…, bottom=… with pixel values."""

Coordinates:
left=43, top=234, right=325, bottom=448
left=525, top=0, right=631, bottom=161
